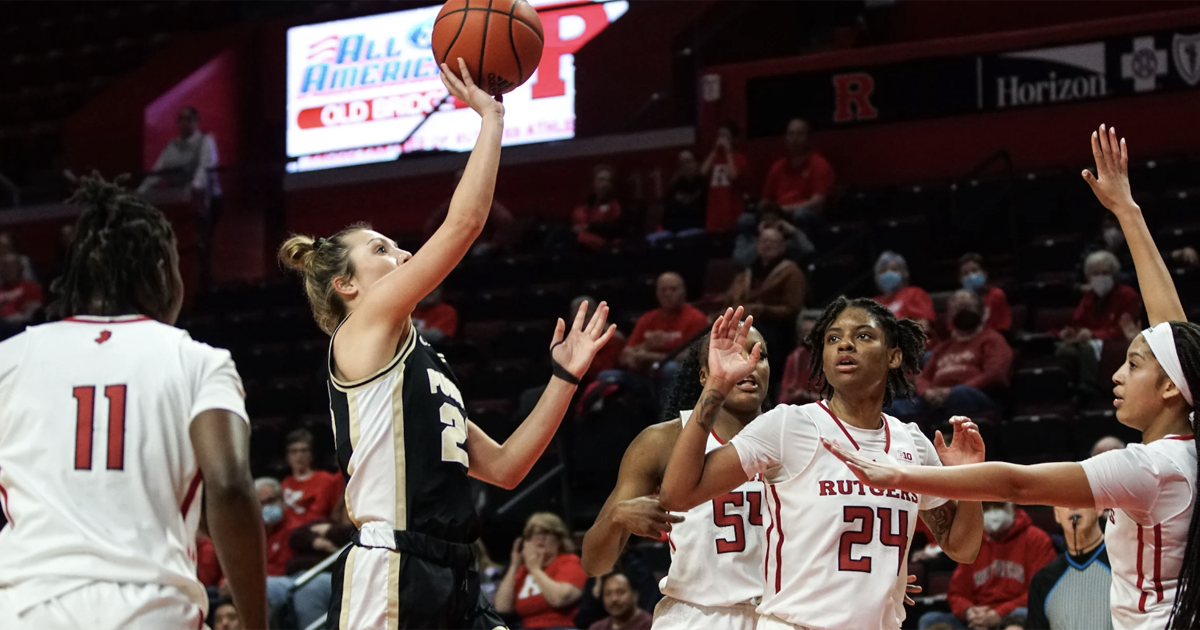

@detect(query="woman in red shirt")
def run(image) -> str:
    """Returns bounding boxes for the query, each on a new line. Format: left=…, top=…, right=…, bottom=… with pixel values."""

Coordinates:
left=496, top=512, right=588, bottom=629
left=958, top=253, right=1012, bottom=333
left=572, top=164, right=626, bottom=250
left=701, top=121, right=748, bottom=232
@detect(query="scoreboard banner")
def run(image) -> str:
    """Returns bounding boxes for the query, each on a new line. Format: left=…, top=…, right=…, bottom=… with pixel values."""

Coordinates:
left=286, top=0, right=628, bottom=171
left=745, top=27, right=1200, bottom=137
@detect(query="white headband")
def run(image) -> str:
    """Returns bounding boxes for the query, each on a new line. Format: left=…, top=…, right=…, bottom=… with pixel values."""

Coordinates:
left=1142, top=322, right=1194, bottom=407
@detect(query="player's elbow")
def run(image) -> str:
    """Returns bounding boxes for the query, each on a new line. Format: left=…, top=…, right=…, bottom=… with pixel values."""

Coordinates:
left=580, top=545, right=613, bottom=577
left=944, top=540, right=980, bottom=564
left=657, top=490, right=692, bottom=513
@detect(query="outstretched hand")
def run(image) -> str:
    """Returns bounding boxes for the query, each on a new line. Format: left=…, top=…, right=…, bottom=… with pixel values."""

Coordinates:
left=707, top=306, right=761, bottom=389
left=821, top=437, right=902, bottom=490
left=934, top=416, right=985, bottom=467
left=1082, top=123, right=1136, bottom=216
left=550, top=300, right=617, bottom=381
left=439, top=58, right=505, bottom=118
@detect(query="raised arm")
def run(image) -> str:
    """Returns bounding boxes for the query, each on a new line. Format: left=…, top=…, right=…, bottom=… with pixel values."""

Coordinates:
left=825, top=439, right=1096, bottom=508
left=352, top=59, right=504, bottom=332
left=1082, top=124, right=1186, bottom=325
left=191, top=410, right=267, bottom=630
left=660, top=308, right=760, bottom=511
left=467, top=301, right=616, bottom=490
left=581, top=424, right=682, bottom=576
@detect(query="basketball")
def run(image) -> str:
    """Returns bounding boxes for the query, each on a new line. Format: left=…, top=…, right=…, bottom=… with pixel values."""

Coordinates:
left=432, top=0, right=544, bottom=97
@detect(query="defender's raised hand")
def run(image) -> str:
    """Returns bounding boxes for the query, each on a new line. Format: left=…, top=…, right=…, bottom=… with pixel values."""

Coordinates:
left=707, top=306, right=761, bottom=389
left=550, top=300, right=617, bottom=381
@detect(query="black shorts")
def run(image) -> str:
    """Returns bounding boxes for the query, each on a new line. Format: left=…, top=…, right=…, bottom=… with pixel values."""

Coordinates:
left=326, top=529, right=507, bottom=630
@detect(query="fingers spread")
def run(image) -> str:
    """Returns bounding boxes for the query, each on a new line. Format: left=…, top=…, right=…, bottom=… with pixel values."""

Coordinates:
left=572, top=299, right=588, bottom=331
left=550, top=318, right=565, bottom=348
left=934, top=430, right=946, bottom=449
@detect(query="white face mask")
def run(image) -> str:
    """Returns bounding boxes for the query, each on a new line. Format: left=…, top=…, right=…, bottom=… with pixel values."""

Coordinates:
left=1089, top=274, right=1115, bottom=298
left=983, top=507, right=1015, bottom=536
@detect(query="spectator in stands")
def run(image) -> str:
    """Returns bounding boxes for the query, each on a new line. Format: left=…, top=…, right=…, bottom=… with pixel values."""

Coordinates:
left=573, top=295, right=627, bottom=387
left=1090, top=435, right=1125, bottom=456
left=137, top=106, right=221, bottom=287
left=656, top=149, right=707, bottom=237
left=212, top=599, right=241, bottom=630
left=724, top=225, right=806, bottom=387
left=475, top=540, right=505, bottom=605
left=919, top=502, right=1057, bottom=630
left=588, top=571, right=653, bottom=630
left=1026, top=506, right=1112, bottom=630
left=619, top=272, right=707, bottom=373
left=874, top=251, right=935, bottom=338
left=412, top=283, right=458, bottom=345
left=496, top=512, right=588, bottom=629
left=254, top=477, right=331, bottom=630
left=1081, top=216, right=1135, bottom=285
left=0, top=232, right=36, bottom=282
left=780, top=309, right=822, bottom=405
left=761, top=118, right=835, bottom=234
left=1056, top=250, right=1142, bottom=396
left=0, top=252, right=42, bottom=338
left=894, top=290, right=1013, bottom=420
left=286, top=518, right=353, bottom=574
left=424, top=167, right=516, bottom=257
left=281, top=429, right=343, bottom=526
left=959, top=253, right=1012, bottom=333
left=732, top=200, right=816, bottom=269
left=573, top=164, right=626, bottom=250
left=701, top=120, right=748, bottom=232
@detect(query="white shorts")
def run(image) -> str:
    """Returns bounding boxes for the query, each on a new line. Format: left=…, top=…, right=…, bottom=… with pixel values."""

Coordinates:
left=0, top=581, right=206, bottom=630
left=652, top=596, right=758, bottom=630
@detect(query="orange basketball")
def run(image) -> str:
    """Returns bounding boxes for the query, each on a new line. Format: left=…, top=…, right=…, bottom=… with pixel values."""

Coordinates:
left=431, top=0, right=544, bottom=97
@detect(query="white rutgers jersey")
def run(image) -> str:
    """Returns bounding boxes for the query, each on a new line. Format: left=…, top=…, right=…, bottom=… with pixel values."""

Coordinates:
left=729, top=402, right=947, bottom=630
left=659, top=410, right=764, bottom=610
left=1081, top=435, right=1197, bottom=630
left=0, top=315, right=247, bottom=617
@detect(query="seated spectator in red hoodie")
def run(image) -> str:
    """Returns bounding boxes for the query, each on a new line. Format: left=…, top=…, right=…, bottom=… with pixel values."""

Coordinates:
left=918, top=503, right=1057, bottom=630
left=701, top=121, right=748, bottom=232
left=779, top=310, right=822, bottom=406
left=0, top=252, right=42, bottom=339
left=619, top=272, right=707, bottom=373
left=761, top=118, right=835, bottom=234
left=412, top=284, right=458, bottom=345
left=281, top=429, right=343, bottom=527
left=1056, top=250, right=1142, bottom=397
left=891, top=290, right=1013, bottom=421
left=873, top=251, right=935, bottom=341
left=573, top=164, right=626, bottom=250
left=958, top=253, right=1011, bottom=333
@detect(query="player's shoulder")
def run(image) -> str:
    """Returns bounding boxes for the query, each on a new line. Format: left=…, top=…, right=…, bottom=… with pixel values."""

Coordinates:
left=634, top=418, right=683, bottom=451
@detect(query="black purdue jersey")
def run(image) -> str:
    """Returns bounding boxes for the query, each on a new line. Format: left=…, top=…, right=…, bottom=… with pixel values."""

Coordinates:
left=327, top=325, right=479, bottom=544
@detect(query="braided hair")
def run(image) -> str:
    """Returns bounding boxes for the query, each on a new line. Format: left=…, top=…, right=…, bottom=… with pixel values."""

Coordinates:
left=48, top=173, right=179, bottom=322
left=1165, top=321, right=1200, bottom=629
left=661, top=332, right=771, bottom=421
left=804, top=296, right=926, bottom=408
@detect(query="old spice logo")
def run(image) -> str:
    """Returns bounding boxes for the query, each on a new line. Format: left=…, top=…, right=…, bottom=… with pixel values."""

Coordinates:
left=95, top=330, right=112, bottom=344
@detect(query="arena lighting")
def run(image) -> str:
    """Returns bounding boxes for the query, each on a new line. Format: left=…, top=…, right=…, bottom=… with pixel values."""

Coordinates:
left=285, top=0, right=629, bottom=173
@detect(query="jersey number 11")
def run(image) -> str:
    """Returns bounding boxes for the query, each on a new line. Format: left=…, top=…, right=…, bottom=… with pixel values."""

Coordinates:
left=73, top=384, right=127, bottom=471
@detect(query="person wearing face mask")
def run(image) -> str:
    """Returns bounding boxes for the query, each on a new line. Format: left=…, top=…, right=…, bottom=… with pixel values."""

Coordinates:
left=958, top=253, right=1011, bottom=334
left=874, top=251, right=936, bottom=343
left=888, top=290, right=1013, bottom=421
left=1057, top=250, right=1143, bottom=397
left=250, top=477, right=334, bottom=630
left=1026, top=506, right=1113, bottom=630
left=918, top=502, right=1057, bottom=630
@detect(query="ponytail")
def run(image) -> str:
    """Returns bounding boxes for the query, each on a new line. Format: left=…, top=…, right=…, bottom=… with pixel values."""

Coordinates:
left=277, top=223, right=369, bottom=335
left=1166, top=321, right=1200, bottom=629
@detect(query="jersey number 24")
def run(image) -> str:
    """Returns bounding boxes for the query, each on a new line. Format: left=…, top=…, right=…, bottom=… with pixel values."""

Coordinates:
left=72, top=384, right=127, bottom=471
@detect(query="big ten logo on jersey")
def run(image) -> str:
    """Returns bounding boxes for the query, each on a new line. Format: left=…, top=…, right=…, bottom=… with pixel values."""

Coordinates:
left=428, top=368, right=468, bottom=467
left=713, top=490, right=763, bottom=554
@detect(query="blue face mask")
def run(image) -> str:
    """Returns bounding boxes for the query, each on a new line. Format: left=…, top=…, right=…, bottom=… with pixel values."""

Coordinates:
left=961, top=271, right=987, bottom=292
left=877, top=270, right=903, bottom=294
left=263, top=503, right=284, bottom=525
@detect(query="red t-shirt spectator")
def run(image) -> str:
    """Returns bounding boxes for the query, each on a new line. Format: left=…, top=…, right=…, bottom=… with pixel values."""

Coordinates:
left=762, top=153, right=835, bottom=208
left=412, top=302, right=459, bottom=339
left=282, top=470, right=343, bottom=526
left=514, top=552, right=588, bottom=629
left=627, top=304, right=708, bottom=354
left=916, top=329, right=1013, bottom=394
left=267, top=520, right=297, bottom=577
left=948, top=508, right=1057, bottom=620
left=706, top=152, right=748, bottom=232
left=572, top=200, right=624, bottom=250
left=981, top=286, right=1012, bottom=332
left=0, top=280, right=41, bottom=319
left=875, top=286, right=936, bottom=322
left=196, top=535, right=221, bottom=587
left=1069, top=284, right=1142, bottom=341
left=779, top=346, right=817, bottom=405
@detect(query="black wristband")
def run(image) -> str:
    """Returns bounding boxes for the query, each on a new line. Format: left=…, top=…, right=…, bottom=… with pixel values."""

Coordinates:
left=550, top=341, right=581, bottom=385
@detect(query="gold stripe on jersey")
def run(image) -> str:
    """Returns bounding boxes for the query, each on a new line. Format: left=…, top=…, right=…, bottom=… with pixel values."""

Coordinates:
left=390, top=364, right=408, bottom=531
left=387, top=551, right=402, bottom=630
left=344, top=390, right=363, bottom=528
left=330, top=325, right=418, bottom=391
left=339, top=546, right=358, bottom=630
